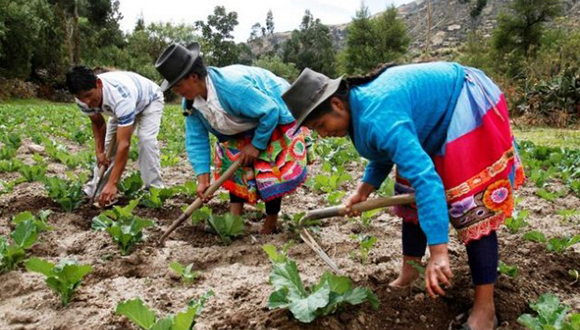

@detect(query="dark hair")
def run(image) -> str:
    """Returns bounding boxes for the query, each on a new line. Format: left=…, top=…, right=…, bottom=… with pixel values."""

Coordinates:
left=303, top=62, right=398, bottom=124
left=187, top=56, right=207, bottom=79
left=66, top=66, right=97, bottom=94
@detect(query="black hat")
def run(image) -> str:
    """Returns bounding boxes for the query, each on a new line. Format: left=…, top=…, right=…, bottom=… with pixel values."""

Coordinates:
left=282, top=68, right=343, bottom=128
left=155, top=42, right=200, bottom=92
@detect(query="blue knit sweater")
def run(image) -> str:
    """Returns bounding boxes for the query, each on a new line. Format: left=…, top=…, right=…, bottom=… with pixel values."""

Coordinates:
left=183, top=65, right=295, bottom=175
left=349, top=62, right=465, bottom=245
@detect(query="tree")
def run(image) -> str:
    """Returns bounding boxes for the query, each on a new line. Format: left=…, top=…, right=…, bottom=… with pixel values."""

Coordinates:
left=265, top=10, right=274, bottom=35
left=372, top=6, right=409, bottom=63
left=282, top=10, right=336, bottom=76
left=492, top=0, right=562, bottom=57
left=0, top=0, right=48, bottom=78
left=195, top=6, right=239, bottom=67
left=342, top=4, right=409, bottom=74
left=344, top=3, right=376, bottom=74
left=253, top=55, right=299, bottom=81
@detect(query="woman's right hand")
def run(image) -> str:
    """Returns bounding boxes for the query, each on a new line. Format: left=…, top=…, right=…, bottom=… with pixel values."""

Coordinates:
left=196, top=173, right=212, bottom=202
left=96, top=152, right=110, bottom=168
left=345, top=182, right=375, bottom=216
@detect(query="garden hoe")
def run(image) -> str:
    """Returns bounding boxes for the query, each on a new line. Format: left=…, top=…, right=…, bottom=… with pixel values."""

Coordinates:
left=159, top=158, right=243, bottom=246
left=89, top=137, right=117, bottom=206
left=299, top=193, right=416, bottom=275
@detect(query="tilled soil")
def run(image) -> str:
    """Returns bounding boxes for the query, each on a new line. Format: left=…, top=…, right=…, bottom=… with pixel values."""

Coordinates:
left=0, top=151, right=578, bottom=330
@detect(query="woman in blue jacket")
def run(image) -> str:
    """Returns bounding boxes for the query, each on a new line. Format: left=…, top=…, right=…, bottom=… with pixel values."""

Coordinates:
left=155, top=43, right=311, bottom=234
left=282, top=62, right=525, bottom=330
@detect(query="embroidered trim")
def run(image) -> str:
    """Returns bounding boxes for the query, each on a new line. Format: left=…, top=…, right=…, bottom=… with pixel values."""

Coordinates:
left=445, top=147, right=515, bottom=200
left=457, top=212, right=506, bottom=245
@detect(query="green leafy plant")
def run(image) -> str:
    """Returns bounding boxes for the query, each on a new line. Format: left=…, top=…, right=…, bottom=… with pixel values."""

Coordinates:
left=190, top=206, right=212, bottom=225
left=119, top=172, right=144, bottom=198
left=175, top=180, right=198, bottom=198
left=523, top=230, right=580, bottom=253
left=116, top=291, right=212, bottom=330
left=523, top=231, right=547, bottom=243
left=0, top=220, right=39, bottom=272
left=505, top=209, right=529, bottom=234
left=206, top=213, right=244, bottom=245
left=44, top=176, right=85, bottom=212
left=518, top=293, right=580, bottom=330
left=281, top=212, right=321, bottom=235
left=0, top=146, right=16, bottom=160
left=264, top=244, right=379, bottom=323
left=169, top=261, right=199, bottom=286
left=360, top=209, right=380, bottom=228
left=25, top=258, right=92, bottom=306
left=11, top=210, right=53, bottom=233
left=140, top=187, right=175, bottom=209
left=0, top=159, right=22, bottom=173
left=18, top=164, right=47, bottom=182
left=536, top=188, right=567, bottom=202
left=546, top=236, right=580, bottom=253
left=557, top=209, right=579, bottom=222
left=350, top=234, right=377, bottom=264
left=498, top=261, right=519, bottom=278
left=91, top=199, right=155, bottom=255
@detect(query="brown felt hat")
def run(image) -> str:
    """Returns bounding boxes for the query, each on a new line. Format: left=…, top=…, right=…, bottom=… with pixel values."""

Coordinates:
left=155, top=42, right=201, bottom=92
left=282, top=68, right=343, bottom=128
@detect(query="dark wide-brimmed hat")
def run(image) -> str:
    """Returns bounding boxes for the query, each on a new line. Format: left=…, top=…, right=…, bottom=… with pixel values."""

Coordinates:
left=282, top=68, right=343, bottom=128
left=155, top=42, right=201, bottom=92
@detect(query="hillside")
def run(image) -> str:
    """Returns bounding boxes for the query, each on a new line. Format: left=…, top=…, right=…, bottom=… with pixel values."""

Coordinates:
left=251, top=0, right=580, bottom=57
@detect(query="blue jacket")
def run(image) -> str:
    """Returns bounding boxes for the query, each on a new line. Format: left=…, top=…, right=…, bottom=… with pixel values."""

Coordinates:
left=349, top=62, right=465, bottom=245
left=183, top=65, right=295, bottom=175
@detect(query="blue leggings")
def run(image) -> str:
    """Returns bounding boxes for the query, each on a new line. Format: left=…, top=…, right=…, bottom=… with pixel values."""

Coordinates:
left=402, top=221, right=498, bottom=285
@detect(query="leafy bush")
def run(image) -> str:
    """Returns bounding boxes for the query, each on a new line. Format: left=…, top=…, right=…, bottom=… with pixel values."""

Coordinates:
left=264, top=244, right=379, bottom=323
left=18, top=164, right=46, bottom=182
left=119, top=171, right=143, bottom=198
left=0, top=159, right=22, bottom=173
left=44, top=176, right=85, bottom=212
left=207, top=213, right=244, bottom=245
left=116, top=292, right=212, bottom=330
left=11, top=210, right=53, bottom=233
left=91, top=199, right=155, bottom=255
left=0, top=220, right=39, bottom=272
left=169, top=261, right=199, bottom=286
left=25, top=258, right=92, bottom=306
left=140, top=187, right=175, bottom=209
left=518, top=293, right=580, bottom=330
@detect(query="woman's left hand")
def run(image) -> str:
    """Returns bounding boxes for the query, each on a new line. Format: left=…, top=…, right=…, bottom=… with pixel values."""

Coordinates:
left=425, top=243, right=453, bottom=298
left=240, top=144, right=260, bottom=166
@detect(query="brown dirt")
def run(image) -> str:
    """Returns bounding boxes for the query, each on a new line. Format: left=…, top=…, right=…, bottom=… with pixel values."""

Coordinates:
left=0, top=154, right=578, bottom=330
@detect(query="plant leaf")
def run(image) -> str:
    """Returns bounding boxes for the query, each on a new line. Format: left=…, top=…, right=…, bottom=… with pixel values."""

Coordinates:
left=25, top=257, right=55, bottom=277
left=116, top=298, right=157, bottom=329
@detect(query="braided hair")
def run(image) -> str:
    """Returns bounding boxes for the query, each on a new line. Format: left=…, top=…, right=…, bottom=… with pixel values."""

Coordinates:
left=302, top=62, right=398, bottom=125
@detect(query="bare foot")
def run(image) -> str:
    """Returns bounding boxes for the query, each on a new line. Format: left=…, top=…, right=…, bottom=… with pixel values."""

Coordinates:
left=466, top=309, right=497, bottom=330
left=260, top=215, right=278, bottom=235
left=259, top=225, right=278, bottom=235
left=389, top=256, right=421, bottom=288
left=389, top=273, right=419, bottom=288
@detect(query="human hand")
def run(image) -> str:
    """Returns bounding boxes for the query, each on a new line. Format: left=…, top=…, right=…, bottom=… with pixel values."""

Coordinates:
left=344, top=182, right=375, bottom=216
left=96, top=152, right=110, bottom=168
left=239, top=144, right=260, bottom=166
left=425, top=244, right=453, bottom=298
left=98, top=182, right=118, bottom=207
left=196, top=173, right=212, bottom=202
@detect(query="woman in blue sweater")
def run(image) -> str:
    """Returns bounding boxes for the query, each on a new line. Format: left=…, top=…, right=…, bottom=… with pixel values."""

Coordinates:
left=155, top=43, right=311, bottom=234
left=282, top=62, right=525, bottom=330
